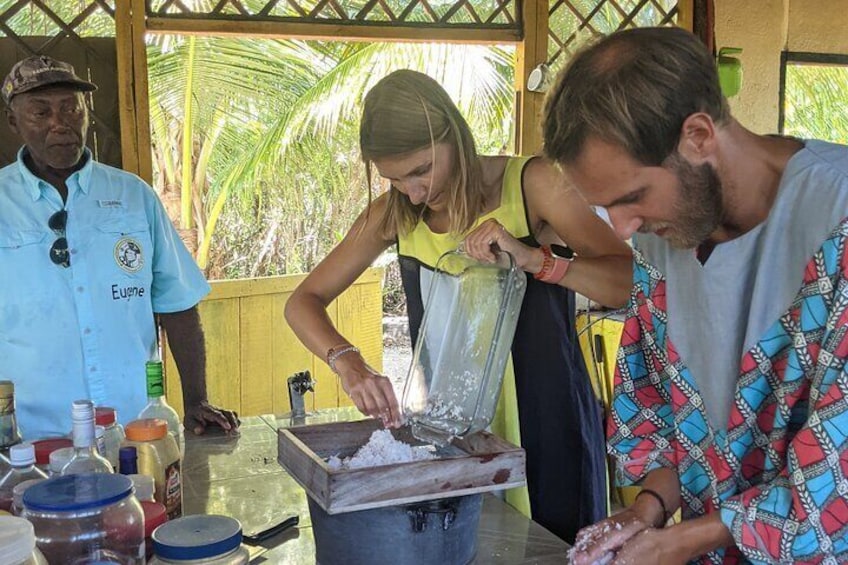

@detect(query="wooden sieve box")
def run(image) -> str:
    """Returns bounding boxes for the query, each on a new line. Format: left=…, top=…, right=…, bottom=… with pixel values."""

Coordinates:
left=277, top=418, right=526, bottom=515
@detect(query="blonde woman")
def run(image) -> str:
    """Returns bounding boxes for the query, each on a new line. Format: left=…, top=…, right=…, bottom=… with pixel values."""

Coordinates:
left=285, top=69, right=631, bottom=542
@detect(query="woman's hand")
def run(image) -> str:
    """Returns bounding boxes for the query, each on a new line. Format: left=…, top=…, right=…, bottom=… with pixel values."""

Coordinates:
left=569, top=509, right=652, bottom=565
left=463, top=219, right=543, bottom=274
left=333, top=350, right=402, bottom=427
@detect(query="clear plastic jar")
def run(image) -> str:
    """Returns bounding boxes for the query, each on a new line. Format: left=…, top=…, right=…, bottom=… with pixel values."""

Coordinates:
left=21, top=474, right=145, bottom=564
left=149, top=515, right=249, bottom=565
left=0, top=516, right=48, bottom=564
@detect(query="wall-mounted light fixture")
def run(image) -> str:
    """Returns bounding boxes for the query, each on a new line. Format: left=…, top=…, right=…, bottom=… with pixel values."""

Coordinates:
left=527, top=63, right=551, bottom=93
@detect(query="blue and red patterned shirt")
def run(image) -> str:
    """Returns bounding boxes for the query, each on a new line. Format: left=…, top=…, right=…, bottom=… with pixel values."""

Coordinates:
left=610, top=142, right=848, bottom=564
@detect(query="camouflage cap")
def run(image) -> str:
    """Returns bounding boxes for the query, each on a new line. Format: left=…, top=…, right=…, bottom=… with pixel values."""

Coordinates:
left=2, top=55, right=97, bottom=105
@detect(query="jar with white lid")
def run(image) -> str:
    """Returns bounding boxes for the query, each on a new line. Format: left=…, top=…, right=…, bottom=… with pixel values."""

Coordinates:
left=21, top=473, right=145, bottom=564
left=149, top=515, right=249, bottom=565
left=0, top=515, right=48, bottom=564
left=48, top=446, right=74, bottom=476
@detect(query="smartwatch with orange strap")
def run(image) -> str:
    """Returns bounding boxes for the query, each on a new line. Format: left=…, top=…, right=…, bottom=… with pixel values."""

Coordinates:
left=533, top=244, right=575, bottom=284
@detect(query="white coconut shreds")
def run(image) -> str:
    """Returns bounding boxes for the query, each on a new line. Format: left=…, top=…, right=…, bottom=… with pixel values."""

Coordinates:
left=326, top=429, right=436, bottom=470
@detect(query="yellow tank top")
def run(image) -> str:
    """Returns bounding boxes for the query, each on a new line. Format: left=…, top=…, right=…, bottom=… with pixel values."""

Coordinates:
left=397, top=156, right=534, bottom=265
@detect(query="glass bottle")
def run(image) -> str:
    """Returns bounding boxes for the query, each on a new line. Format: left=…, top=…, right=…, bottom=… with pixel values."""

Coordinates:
left=138, top=360, right=184, bottom=452
left=0, top=381, right=22, bottom=464
left=0, top=443, right=47, bottom=512
left=60, top=400, right=113, bottom=475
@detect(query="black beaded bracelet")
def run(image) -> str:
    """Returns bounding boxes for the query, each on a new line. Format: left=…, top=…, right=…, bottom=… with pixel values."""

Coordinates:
left=636, top=488, right=669, bottom=528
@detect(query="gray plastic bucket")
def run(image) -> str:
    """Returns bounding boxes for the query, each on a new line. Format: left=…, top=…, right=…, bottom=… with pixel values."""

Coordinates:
left=309, top=494, right=483, bottom=565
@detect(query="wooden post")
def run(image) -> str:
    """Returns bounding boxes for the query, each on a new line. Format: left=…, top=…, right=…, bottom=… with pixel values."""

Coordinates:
left=115, top=0, right=153, bottom=183
left=514, top=0, right=548, bottom=156
left=114, top=2, right=139, bottom=175
left=131, top=0, right=154, bottom=184
left=677, top=0, right=695, bottom=32
left=114, top=0, right=154, bottom=183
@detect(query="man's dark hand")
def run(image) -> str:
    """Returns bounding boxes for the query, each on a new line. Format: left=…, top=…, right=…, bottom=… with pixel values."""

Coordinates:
left=184, top=400, right=240, bottom=435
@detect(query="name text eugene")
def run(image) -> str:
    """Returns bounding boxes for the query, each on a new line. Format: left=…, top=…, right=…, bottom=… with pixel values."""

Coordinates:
left=111, top=284, right=146, bottom=301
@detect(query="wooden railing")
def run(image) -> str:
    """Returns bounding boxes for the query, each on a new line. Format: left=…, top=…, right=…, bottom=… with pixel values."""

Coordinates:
left=164, top=268, right=383, bottom=418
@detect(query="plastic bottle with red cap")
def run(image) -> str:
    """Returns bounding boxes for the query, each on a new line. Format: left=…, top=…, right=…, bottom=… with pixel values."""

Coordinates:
left=130, top=471, right=168, bottom=560
left=95, top=407, right=126, bottom=471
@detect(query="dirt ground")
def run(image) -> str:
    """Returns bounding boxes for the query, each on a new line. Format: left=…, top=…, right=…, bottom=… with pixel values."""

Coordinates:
left=382, top=315, right=412, bottom=394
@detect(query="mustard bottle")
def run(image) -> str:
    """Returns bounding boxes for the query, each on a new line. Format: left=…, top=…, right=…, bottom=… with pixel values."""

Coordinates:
left=123, top=418, right=182, bottom=520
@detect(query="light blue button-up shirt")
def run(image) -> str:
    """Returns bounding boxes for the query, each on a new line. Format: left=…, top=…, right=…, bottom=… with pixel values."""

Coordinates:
left=0, top=148, right=210, bottom=439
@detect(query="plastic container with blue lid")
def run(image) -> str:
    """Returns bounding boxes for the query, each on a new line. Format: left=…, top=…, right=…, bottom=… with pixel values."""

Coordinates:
left=20, top=474, right=144, bottom=564
left=150, top=515, right=249, bottom=564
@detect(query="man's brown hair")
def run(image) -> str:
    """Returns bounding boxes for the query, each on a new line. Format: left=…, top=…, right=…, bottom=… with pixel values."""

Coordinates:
left=543, top=26, right=729, bottom=166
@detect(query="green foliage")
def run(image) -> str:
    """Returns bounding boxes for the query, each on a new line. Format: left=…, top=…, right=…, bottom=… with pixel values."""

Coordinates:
left=147, top=37, right=516, bottom=282
left=784, top=63, right=848, bottom=144
left=0, top=0, right=115, bottom=37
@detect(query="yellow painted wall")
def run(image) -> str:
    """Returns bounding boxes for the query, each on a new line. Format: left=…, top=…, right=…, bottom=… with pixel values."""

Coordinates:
left=163, top=268, right=383, bottom=418
left=714, top=0, right=786, bottom=134
left=576, top=312, right=624, bottom=413
left=576, top=312, right=645, bottom=510
left=787, top=1, right=848, bottom=54
left=714, top=0, right=848, bottom=133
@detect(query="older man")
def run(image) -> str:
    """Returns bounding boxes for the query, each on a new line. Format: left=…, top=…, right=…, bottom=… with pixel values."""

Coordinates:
left=0, top=55, right=238, bottom=438
left=544, top=27, right=848, bottom=564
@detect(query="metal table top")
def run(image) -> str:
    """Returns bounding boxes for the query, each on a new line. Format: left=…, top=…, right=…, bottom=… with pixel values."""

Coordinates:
left=182, top=409, right=570, bottom=564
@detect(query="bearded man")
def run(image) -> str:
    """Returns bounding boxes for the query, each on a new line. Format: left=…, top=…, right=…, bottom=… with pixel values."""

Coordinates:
left=544, top=27, right=848, bottom=564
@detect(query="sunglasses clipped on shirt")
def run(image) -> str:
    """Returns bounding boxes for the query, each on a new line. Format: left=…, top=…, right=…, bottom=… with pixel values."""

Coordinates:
left=49, top=209, right=70, bottom=268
